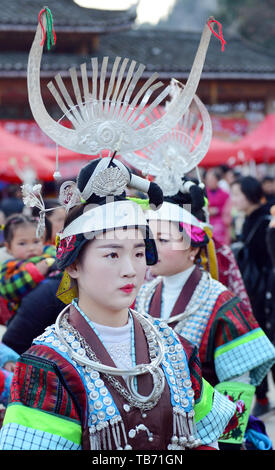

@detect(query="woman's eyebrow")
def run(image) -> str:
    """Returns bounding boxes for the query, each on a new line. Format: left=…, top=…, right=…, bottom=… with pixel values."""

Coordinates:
left=97, top=244, right=124, bottom=249
left=97, top=242, right=146, bottom=249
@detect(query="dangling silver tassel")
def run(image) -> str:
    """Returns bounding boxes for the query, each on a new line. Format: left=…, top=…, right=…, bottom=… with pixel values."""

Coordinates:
left=187, top=412, right=201, bottom=448
left=106, top=423, right=112, bottom=449
left=120, top=420, right=132, bottom=450
left=168, top=407, right=201, bottom=450
left=89, top=425, right=101, bottom=450
left=101, top=425, right=107, bottom=450
left=36, top=210, right=46, bottom=238
left=168, top=407, right=183, bottom=450
left=89, top=418, right=132, bottom=450
left=177, top=411, right=189, bottom=448
left=110, top=417, right=133, bottom=450
left=109, top=417, right=121, bottom=449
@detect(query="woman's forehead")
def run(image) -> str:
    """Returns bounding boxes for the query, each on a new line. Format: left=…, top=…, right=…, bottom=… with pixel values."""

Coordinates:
left=93, top=227, right=145, bottom=243
left=149, top=219, right=178, bottom=234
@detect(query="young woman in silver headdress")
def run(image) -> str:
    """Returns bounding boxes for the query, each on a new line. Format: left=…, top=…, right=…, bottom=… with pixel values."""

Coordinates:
left=0, top=8, right=239, bottom=451
left=0, top=158, right=237, bottom=450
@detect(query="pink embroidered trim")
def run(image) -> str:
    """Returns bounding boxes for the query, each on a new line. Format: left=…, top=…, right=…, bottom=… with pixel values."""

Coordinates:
left=56, top=235, right=77, bottom=259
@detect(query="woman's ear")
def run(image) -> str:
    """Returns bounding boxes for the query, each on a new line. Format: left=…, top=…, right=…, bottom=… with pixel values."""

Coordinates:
left=189, top=246, right=200, bottom=261
left=66, top=261, right=79, bottom=279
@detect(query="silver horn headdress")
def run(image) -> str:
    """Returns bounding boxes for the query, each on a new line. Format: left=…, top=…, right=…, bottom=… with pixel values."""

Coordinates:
left=25, top=8, right=224, bottom=231
left=27, top=9, right=217, bottom=166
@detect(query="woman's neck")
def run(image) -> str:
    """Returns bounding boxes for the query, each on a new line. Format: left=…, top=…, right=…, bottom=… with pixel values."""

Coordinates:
left=163, top=265, right=195, bottom=290
left=77, top=294, right=129, bottom=327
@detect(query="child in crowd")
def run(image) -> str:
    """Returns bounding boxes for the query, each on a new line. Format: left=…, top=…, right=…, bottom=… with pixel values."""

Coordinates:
left=0, top=214, right=56, bottom=321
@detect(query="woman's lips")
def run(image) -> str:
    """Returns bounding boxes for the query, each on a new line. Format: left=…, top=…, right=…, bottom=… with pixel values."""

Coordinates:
left=119, top=284, right=135, bottom=294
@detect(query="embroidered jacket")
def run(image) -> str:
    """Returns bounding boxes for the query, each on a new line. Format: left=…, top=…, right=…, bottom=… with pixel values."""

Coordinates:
left=135, top=266, right=275, bottom=445
left=0, top=304, right=236, bottom=450
left=135, top=266, right=275, bottom=387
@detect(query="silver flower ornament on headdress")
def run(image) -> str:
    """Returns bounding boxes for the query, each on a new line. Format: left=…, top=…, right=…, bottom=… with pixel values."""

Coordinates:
left=122, top=79, right=213, bottom=197
left=21, top=183, right=46, bottom=237
left=58, top=181, right=83, bottom=212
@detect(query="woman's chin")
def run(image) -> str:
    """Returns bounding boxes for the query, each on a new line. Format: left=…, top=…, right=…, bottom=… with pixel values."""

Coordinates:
left=112, top=294, right=136, bottom=310
left=150, top=265, right=164, bottom=277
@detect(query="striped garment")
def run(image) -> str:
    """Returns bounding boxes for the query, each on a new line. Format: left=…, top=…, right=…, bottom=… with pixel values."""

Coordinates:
left=198, top=288, right=275, bottom=386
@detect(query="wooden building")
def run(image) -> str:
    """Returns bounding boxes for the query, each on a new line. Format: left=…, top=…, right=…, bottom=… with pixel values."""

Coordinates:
left=0, top=0, right=275, bottom=125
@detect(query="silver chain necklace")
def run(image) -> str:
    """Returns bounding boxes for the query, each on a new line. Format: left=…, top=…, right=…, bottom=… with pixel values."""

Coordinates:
left=55, top=305, right=166, bottom=411
left=138, top=270, right=212, bottom=326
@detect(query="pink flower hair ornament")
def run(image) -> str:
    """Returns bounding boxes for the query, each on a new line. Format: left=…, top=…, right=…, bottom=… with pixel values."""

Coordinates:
left=179, top=221, right=209, bottom=247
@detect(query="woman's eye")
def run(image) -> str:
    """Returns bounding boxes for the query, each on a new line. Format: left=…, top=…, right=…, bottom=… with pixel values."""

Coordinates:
left=159, top=238, right=169, bottom=243
left=136, top=251, right=145, bottom=258
left=106, top=252, right=118, bottom=259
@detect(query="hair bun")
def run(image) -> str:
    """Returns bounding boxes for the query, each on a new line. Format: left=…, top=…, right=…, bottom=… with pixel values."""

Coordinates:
left=164, top=177, right=206, bottom=217
left=147, top=182, right=163, bottom=210
left=188, top=183, right=206, bottom=213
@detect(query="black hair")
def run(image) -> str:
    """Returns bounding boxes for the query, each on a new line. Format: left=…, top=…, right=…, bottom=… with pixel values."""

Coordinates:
left=232, top=175, right=263, bottom=204
left=206, top=167, right=223, bottom=181
left=219, top=164, right=230, bottom=174
left=164, top=176, right=207, bottom=221
left=6, top=185, right=21, bottom=198
left=262, top=176, right=274, bottom=183
left=63, top=203, right=85, bottom=230
left=3, top=213, right=39, bottom=245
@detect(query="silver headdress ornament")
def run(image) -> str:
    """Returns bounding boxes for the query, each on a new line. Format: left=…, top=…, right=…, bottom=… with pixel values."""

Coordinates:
left=27, top=10, right=216, bottom=155
left=26, top=8, right=223, bottom=225
left=21, top=183, right=48, bottom=237
left=122, top=78, right=213, bottom=197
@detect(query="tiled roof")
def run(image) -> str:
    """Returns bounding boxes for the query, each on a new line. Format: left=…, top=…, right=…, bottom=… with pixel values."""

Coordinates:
left=0, top=0, right=136, bottom=32
left=98, top=29, right=275, bottom=79
left=1, top=28, right=275, bottom=79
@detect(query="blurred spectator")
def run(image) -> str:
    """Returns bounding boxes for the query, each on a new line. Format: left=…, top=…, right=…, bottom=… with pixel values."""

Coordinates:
left=218, top=165, right=238, bottom=193
left=0, top=211, right=5, bottom=247
left=0, top=211, right=5, bottom=228
left=266, top=205, right=275, bottom=353
left=231, top=176, right=273, bottom=415
left=261, top=176, right=275, bottom=206
left=205, top=168, right=232, bottom=245
left=0, top=185, right=24, bottom=217
left=2, top=274, right=63, bottom=355
left=0, top=341, right=20, bottom=427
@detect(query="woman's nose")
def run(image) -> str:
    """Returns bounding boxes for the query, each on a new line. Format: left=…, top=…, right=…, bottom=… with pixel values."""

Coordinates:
left=120, top=256, right=136, bottom=277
